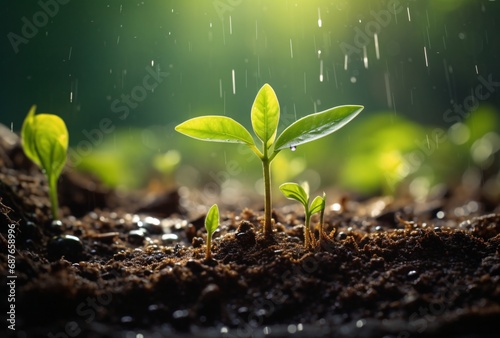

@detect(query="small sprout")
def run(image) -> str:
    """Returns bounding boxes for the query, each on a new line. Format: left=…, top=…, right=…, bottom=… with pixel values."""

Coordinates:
left=176, top=83, right=363, bottom=237
left=21, top=105, right=68, bottom=220
left=280, top=182, right=326, bottom=248
left=204, top=204, right=219, bottom=260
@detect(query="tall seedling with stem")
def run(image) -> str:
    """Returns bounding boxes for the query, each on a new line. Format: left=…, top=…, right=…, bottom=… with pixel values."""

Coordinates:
left=176, top=84, right=363, bottom=237
left=21, top=105, right=68, bottom=220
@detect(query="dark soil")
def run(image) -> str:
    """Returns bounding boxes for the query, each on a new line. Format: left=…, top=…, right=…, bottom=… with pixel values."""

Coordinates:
left=1, top=124, right=500, bottom=338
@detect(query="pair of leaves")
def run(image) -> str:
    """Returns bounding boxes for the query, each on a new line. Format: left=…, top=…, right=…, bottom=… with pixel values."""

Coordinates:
left=21, top=105, right=68, bottom=184
left=279, top=182, right=325, bottom=216
left=175, top=83, right=363, bottom=158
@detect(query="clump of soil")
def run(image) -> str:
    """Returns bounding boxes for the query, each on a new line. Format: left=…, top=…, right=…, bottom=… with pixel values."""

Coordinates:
left=1, top=124, right=499, bottom=338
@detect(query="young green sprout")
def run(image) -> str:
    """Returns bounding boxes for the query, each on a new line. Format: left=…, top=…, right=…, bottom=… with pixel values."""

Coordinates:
left=21, top=105, right=68, bottom=220
left=204, top=204, right=219, bottom=260
left=175, top=83, right=363, bottom=237
left=280, top=182, right=325, bottom=248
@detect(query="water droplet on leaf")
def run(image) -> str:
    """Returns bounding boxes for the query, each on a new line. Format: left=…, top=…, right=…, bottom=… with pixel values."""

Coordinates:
left=290, top=146, right=297, bottom=151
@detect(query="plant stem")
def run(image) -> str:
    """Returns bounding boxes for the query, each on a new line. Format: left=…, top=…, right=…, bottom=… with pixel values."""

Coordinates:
left=206, top=234, right=212, bottom=260
left=49, top=176, right=59, bottom=220
left=262, top=157, right=273, bottom=236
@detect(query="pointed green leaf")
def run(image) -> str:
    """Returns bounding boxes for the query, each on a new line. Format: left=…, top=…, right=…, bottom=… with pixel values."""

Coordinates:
left=21, top=106, right=68, bottom=180
left=309, top=195, right=325, bottom=215
left=21, top=105, right=41, bottom=168
left=279, top=182, right=308, bottom=208
left=175, top=116, right=255, bottom=145
left=251, top=84, right=280, bottom=148
left=205, top=204, right=220, bottom=236
left=274, top=105, right=364, bottom=151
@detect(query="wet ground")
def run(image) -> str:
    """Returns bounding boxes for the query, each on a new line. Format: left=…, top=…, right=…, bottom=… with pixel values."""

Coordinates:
left=1, top=124, right=500, bottom=338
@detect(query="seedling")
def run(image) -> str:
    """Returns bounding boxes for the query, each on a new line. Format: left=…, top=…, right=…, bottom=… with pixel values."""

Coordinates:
left=280, top=182, right=325, bottom=248
left=204, top=204, right=219, bottom=260
left=175, top=83, right=363, bottom=237
left=21, top=105, right=68, bottom=220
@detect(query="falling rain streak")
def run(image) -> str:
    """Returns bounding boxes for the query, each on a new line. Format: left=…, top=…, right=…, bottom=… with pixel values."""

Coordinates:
left=374, top=33, right=380, bottom=60
left=231, top=69, right=236, bottom=94
left=424, top=46, right=429, bottom=67
left=363, top=46, right=368, bottom=69
left=384, top=72, right=392, bottom=108
left=317, top=8, right=322, bottom=28
left=289, top=39, right=294, bottom=59
left=319, top=60, right=324, bottom=82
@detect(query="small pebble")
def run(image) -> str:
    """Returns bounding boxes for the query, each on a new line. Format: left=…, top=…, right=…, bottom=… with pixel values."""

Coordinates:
left=128, top=229, right=147, bottom=245
left=191, top=237, right=203, bottom=248
left=407, top=270, right=418, bottom=280
left=171, top=309, right=190, bottom=331
left=162, top=233, right=179, bottom=245
left=47, top=234, right=83, bottom=262
left=49, top=219, right=64, bottom=233
left=139, top=217, right=163, bottom=234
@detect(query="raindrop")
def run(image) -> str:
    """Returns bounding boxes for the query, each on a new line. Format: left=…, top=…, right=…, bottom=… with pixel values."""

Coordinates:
left=350, top=76, right=356, bottom=83
left=344, top=54, right=348, bottom=70
left=475, top=64, right=479, bottom=74
left=290, top=146, right=297, bottom=151
left=407, top=7, right=411, bottom=22
left=289, top=38, right=294, bottom=59
left=229, top=16, right=233, bottom=35
left=374, top=33, right=380, bottom=60
left=317, top=8, right=322, bottom=27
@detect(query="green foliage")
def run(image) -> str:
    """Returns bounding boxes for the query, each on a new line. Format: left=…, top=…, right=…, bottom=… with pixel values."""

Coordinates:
left=204, top=204, right=219, bottom=260
left=176, top=83, right=363, bottom=236
left=21, top=105, right=68, bottom=220
left=279, top=182, right=325, bottom=248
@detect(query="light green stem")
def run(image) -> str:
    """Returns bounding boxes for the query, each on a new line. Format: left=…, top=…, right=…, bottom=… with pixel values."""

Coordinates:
left=305, top=212, right=311, bottom=247
left=206, top=233, right=212, bottom=260
left=262, top=157, right=273, bottom=237
left=48, top=175, right=59, bottom=220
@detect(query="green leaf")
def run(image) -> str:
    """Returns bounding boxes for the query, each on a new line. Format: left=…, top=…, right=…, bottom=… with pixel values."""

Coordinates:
left=279, top=182, right=308, bottom=208
left=21, top=105, right=41, bottom=168
left=205, top=204, right=220, bottom=236
left=309, top=195, right=325, bottom=215
left=175, top=116, right=255, bottom=145
left=21, top=105, right=68, bottom=180
left=251, top=84, right=280, bottom=148
left=274, top=105, right=364, bottom=151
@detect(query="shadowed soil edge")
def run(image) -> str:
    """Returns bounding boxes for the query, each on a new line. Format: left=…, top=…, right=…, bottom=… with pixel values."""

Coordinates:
left=1, top=126, right=500, bottom=338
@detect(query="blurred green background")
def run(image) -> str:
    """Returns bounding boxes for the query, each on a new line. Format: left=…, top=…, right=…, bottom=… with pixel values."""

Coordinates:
left=1, top=0, right=499, bottom=203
